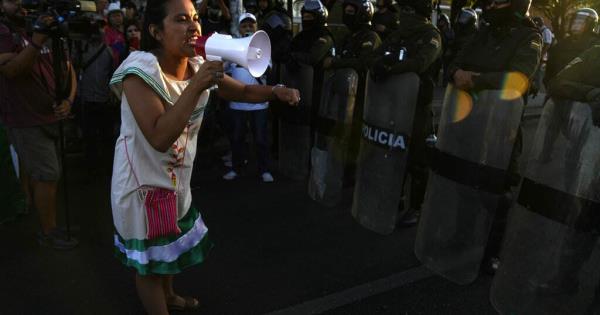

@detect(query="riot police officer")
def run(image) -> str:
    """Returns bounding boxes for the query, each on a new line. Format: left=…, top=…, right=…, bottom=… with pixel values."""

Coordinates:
left=372, top=0, right=399, bottom=39
left=323, top=0, right=381, bottom=72
left=544, top=8, right=600, bottom=87
left=368, top=0, right=442, bottom=226
left=489, top=45, right=600, bottom=315
left=441, top=8, right=478, bottom=84
left=259, top=5, right=293, bottom=65
left=537, top=44, right=600, bottom=307
left=549, top=46, right=600, bottom=102
left=244, top=0, right=260, bottom=14
left=452, top=8, right=478, bottom=57
left=259, top=1, right=293, bottom=160
left=257, top=0, right=289, bottom=28
left=322, top=0, right=380, bottom=182
left=290, top=0, right=334, bottom=68
left=289, top=0, right=334, bottom=141
left=446, top=0, right=542, bottom=272
left=436, top=13, right=454, bottom=85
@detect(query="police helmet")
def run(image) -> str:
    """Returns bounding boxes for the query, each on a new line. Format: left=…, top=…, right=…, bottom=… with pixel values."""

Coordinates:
left=569, top=8, right=599, bottom=34
left=438, top=13, right=450, bottom=25
left=244, top=0, right=259, bottom=12
left=456, top=7, right=477, bottom=26
left=302, top=0, right=328, bottom=25
left=532, top=16, right=544, bottom=27
left=342, top=0, right=374, bottom=23
left=395, top=0, right=433, bottom=17
left=263, top=11, right=292, bottom=31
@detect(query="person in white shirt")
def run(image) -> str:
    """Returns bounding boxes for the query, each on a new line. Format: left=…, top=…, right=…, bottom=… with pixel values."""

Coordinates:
left=223, top=13, right=275, bottom=182
left=532, top=16, right=554, bottom=97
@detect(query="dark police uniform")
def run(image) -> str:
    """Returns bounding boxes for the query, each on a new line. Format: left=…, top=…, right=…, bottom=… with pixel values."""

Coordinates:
left=372, top=7, right=399, bottom=39
left=289, top=25, right=334, bottom=138
left=290, top=26, right=334, bottom=67
left=526, top=45, right=600, bottom=309
left=331, top=25, right=381, bottom=72
left=549, top=44, right=600, bottom=102
left=544, top=33, right=600, bottom=88
left=369, top=12, right=441, bottom=214
left=448, top=20, right=541, bottom=94
left=448, top=16, right=542, bottom=266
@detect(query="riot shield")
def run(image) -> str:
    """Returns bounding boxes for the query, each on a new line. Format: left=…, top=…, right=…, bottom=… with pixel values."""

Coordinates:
left=414, top=86, right=524, bottom=284
left=351, top=73, right=420, bottom=235
left=490, top=100, right=600, bottom=315
left=308, top=68, right=359, bottom=206
left=279, top=64, right=314, bottom=180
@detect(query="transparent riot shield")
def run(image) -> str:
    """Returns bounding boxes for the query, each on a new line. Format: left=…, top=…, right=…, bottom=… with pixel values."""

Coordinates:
left=351, top=73, right=420, bottom=235
left=490, top=100, right=600, bottom=315
left=308, top=68, right=359, bottom=206
left=414, top=86, right=524, bottom=284
left=279, top=64, right=314, bottom=180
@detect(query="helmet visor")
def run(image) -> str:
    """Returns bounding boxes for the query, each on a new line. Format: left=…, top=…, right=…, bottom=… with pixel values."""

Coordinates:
left=570, top=15, right=589, bottom=34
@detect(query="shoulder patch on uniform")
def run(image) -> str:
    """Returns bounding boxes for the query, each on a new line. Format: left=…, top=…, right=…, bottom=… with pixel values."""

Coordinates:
left=362, top=41, right=374, bottom=47
left=530, top=40, right=541, bottom=50
left=430, top=38, right=440, bottom=49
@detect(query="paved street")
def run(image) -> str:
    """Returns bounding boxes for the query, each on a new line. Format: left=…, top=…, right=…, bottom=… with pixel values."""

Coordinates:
left=0, top=88, right=546, bottom=315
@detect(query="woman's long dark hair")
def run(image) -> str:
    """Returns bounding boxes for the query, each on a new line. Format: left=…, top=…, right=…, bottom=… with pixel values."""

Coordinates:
left=140, top=0, right=170, bottom=51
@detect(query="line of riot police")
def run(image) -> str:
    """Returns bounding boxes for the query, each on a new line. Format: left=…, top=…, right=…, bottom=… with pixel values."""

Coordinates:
left=259, top=0, right=600, bottom=312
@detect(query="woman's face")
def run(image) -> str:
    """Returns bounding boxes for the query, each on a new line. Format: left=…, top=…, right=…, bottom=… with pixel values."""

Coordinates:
left=153, top=0, right=201, bottom=58
left=127, top=24, right=141, bottom=39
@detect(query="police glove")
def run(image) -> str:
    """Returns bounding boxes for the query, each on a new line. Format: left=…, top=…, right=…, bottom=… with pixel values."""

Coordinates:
left=586, top=88, right=600, bottom=102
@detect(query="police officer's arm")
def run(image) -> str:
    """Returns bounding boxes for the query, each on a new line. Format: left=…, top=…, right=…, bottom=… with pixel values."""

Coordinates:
left=332, top=32, right=381, bottom=70
left=471, top=33, right=542, bottom=90
left=548, top=47, right=600, bottom=102
left=387, top=30, right=442, bottom=75
left=446, top=34, right=474, bottom=82
left=291, top=35, right=334, bottom=66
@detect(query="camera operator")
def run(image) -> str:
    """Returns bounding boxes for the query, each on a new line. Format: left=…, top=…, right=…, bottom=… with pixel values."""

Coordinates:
left=0, top=0, right=78, bottom=249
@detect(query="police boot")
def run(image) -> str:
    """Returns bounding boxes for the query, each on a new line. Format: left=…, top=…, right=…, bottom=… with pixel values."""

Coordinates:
left=397, top=207, right=420, bottom=227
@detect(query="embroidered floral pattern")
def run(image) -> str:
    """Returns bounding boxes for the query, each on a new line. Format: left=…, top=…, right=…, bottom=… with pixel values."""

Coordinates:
left=167, top=125, right=191, bottom=187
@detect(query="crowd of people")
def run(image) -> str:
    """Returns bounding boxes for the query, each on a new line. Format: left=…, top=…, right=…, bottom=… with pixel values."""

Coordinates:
left=1, top=0, right=600, bottom=313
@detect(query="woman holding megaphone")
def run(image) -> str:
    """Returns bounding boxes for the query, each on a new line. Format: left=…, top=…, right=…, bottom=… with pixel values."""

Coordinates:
left=108, top=0, right=300, bottom=313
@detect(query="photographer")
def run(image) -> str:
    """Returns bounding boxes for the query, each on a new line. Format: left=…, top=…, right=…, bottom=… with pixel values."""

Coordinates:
left=0, top=0, right=78, bottom=249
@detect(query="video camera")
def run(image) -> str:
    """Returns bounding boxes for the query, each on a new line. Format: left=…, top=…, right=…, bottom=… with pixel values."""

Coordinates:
left=21, top=0, right=97, bottom=39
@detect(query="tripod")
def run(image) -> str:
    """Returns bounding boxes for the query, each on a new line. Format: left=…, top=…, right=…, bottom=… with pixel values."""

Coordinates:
left=50, top=33, right=73, bottom=241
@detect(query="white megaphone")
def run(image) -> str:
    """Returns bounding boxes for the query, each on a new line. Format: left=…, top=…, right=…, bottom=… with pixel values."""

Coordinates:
left=195, top=30, right=271, bottom=78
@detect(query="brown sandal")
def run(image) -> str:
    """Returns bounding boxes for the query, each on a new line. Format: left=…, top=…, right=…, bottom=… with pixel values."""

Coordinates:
left=167, top=296, right=200, bottom=312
